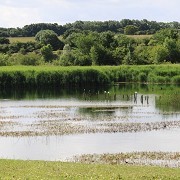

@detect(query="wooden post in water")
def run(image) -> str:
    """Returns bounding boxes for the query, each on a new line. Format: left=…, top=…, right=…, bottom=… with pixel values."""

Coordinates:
left=134, top=92, right=137, bottom=103
left=141, top=95, right=143, bottom=104
left=104, top=91, right=107, bottom=100
left=147, top=95, right=149, bottom=104
left=107, top=91, right=110, bottom=101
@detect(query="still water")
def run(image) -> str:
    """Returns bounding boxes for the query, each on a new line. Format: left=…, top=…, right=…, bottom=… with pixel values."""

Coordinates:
left=0, top=84, right=179, bottom=161
left=1, top=130, right=180, bottom=161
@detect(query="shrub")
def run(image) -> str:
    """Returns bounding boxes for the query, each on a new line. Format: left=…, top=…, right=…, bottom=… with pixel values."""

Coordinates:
left=0, top=53, right=9, bottom=66
left=20, top=53, right=41, bottom=66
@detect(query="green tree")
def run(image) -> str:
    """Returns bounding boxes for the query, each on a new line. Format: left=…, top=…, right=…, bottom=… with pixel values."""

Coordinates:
left=133, top=45, right=152, bottom=64
left=60, top=52, right=75, bottom=66
left=153, top=29, right=179, bottom=43
left=74, top=32, right=98, bottom=54
left=73, top=50, right=92, bottom=66
left=40, top=44, right=54, bottom=62
left=90, top=45, right=115, bottom=65
left=150, top=45, right=169, bottom=64
left=59, top=44, right=75, bottom=66
left=124, top=25, right=138, bottom=35
left=99, top=31, right=115, bottom=48
left=0, top=37, right=10, bottom=44
left=163, top=38, right=180, bottom=63
left=35, top=30, right=64, bottom=50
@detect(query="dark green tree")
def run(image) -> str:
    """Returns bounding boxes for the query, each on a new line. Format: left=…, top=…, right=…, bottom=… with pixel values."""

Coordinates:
left=35, top=30, right=64, bottom=50
left=90, top=45, right=115, bottom=65
left=0, top=37, right=10, bottom=44
left=124, top=25, right=138, bottom=35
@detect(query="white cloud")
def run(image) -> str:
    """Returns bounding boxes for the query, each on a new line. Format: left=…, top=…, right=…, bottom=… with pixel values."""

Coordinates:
left=0, top=6, right=42, bottom=27
left=0, top=0, right=179, bottom=27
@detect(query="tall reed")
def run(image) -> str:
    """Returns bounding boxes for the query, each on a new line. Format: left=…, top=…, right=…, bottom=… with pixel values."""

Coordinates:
left=0, top=65, right=179, bottom=88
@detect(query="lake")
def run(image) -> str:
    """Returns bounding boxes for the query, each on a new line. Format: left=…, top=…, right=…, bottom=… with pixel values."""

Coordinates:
left=0, top=84, right=179, bottom=161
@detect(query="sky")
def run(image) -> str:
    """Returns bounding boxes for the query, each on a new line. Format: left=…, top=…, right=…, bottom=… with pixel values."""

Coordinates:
left=0, top=0, right=179, bottom=28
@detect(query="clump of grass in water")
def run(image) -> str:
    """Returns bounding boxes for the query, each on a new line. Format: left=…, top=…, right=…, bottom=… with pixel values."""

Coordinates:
left=156, top=92, right=180, bottom=111
left=1, top=120, right=180, bottom=137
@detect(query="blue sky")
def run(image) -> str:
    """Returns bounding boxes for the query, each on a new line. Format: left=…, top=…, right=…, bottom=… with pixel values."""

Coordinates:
left=0, top=0, right=179, bottom=27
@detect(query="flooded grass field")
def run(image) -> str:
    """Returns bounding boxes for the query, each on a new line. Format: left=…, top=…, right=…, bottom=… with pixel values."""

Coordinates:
left=0, top=84, right=179, bottom=167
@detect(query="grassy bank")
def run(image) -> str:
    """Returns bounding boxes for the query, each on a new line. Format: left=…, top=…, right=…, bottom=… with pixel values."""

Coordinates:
left=0, top=65, right=179, bottom=88
left=0, top=159, right=180, bottom=179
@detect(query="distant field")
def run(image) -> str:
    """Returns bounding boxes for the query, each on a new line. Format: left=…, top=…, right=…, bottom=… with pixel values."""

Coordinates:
left=8, top=35, right=152, bottom=43
left=8, top=37, right=35, bottom=43
left=127, top=34, right=152, bottom=39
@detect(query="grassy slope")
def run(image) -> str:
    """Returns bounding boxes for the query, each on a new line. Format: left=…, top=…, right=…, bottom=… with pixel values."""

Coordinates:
left=0, top=159, right=180, bottom=179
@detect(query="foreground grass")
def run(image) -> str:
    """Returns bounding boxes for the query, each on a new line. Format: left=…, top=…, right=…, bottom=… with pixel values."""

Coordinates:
left=0, top=159, right=180, bottom=179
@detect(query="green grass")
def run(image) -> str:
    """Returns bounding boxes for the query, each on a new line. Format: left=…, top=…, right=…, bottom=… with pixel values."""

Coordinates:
left=0, top=159, right=180, bottom=179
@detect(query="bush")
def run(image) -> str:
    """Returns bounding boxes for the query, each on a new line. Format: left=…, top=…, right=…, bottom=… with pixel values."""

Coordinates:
left=40, top=44, right=54, bottom=62
left=0, top=37, right=10, bottom=44
left=0, top=53, right=9, bottom=66
left=20, top=53, right=41, bottom=66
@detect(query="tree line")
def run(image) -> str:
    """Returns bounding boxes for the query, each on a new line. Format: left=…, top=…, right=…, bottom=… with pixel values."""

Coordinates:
left=0, top=27, right=179, bottom=66
left=0, top=19, right=180, bottom=37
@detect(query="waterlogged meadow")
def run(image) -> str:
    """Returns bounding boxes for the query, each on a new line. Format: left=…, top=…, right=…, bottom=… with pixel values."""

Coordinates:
left=0, top=83, right=179, bottom=167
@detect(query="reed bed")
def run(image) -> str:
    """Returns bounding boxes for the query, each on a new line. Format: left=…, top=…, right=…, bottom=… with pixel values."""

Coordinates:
left=0, top=65, right=179, bottom=88
left=156, top=93, right=180, bottom=111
